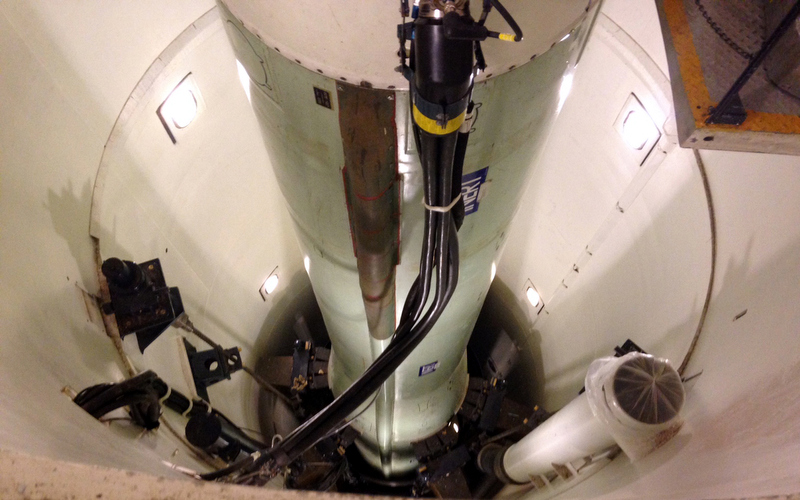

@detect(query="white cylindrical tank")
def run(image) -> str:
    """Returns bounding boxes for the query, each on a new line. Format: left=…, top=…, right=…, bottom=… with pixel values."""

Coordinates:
left=501, top=353, right=685, bottom=483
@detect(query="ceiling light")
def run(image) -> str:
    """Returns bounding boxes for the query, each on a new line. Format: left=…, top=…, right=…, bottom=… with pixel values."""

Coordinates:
left=526, top=286, right=540, bottom=307
left=264, top=274, right=279, bottom=294
left=613, top=94, right=662, bottom=164
left=490, top=262, right=497, bottom=283
left=260, top=270, right=279, bottom=300
left=162, top=86, right=197, bottom=129
left=157, top=74, right=203, bottom=144
left=304, top=256, right=310, bottom=274
left=622, top=109, right=656, bottom=150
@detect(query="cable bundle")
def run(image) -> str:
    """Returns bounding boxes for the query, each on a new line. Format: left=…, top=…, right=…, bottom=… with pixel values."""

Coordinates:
left=74, top=370, right=162, bottom=430
left=74, top=370, right=266, bottom=454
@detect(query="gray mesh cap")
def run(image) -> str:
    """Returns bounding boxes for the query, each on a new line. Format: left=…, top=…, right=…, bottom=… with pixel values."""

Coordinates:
left=612, top=356, right=685, bottom=425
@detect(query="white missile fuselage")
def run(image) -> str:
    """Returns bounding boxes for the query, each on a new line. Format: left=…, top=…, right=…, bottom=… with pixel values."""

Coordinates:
left=218, top=0, right=599, bottom=475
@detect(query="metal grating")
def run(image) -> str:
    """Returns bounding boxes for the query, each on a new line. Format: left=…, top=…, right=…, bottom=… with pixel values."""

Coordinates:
left=685, top=0, right=800, bottom=115
left=657, top=0, right=800, bottom=155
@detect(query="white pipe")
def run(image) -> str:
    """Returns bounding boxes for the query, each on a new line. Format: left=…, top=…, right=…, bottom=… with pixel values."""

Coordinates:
left=502, top=391, right=615, bottom=483
left=501, top=353, right=685, bottom=483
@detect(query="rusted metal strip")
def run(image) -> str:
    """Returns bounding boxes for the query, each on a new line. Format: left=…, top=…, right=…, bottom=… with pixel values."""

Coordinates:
left=338, top=83, right=400, bottom=341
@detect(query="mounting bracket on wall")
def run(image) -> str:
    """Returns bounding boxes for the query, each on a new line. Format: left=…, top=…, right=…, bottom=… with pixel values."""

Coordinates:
left=100, top=257, right=184, bottom=353
left=657, top=0, right=800, bottom=154
left=182, top=338, right=243, bottom=402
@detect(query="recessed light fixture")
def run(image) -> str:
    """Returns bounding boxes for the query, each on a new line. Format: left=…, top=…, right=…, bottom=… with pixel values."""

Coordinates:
left=614, top=93, right=661, bottom=164
left=264, top=274, right=279, bottom=294
left=621, top=109, right=653, bottom=150
left=259, top=268, right=279, bottom=300
left=523, top=279, right=545, bottom=314
left=526, top=287, right=540, bottom=307
left=156, top=73, right=204, bottom=144
left=163, top=87, right=197, bottom=129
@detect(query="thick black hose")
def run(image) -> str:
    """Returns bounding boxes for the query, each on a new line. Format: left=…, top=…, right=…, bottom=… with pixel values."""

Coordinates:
left=153, top=381, right=267, bottom=453
left=200, top=452, right=266, bottom=481
left=93, top=393, right=157, bottom=422
left=80, top=371, right=158, bottom=416
left=75, top=371, right=266, bottom=455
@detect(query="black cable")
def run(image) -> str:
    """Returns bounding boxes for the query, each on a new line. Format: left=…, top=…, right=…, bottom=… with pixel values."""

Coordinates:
left=489, top=0, right=523, bottom=41
left=200, top=452, right=266, bottom=481
left=152, top=380, right=267, bottom=452
left=77, top=371, right=162, bottom=429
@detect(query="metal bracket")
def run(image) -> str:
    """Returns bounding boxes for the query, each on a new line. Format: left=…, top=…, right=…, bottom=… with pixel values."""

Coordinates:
left=101, top=258, right=184, bottom=353
left=290, top=340, right=330, bottom=394
left=614, top=339, right=647, bottom=357
left=183, top=338, right=242, bottom=402
left=706, top=0, right=800, bottom=125
left=706, top=94, right=747, bottom=125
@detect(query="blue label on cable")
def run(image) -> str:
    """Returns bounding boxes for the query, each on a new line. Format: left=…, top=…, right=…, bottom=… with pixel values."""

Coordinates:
left=419, top=361, right=439, bottom=377
left=461, top=167, right=489, bottom=216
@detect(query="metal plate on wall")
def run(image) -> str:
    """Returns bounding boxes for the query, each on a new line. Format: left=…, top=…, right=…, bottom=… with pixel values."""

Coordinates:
left=657, top=0, right=800, bottom=155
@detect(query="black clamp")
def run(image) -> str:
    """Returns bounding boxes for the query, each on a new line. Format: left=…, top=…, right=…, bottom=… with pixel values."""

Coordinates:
left=290, top=339, right=330, bottom=395
left=101, top=257, right=184, bottom=353
left=458, top=377, right=507, bottom=431
left=183, top=338, right=243, bottom=402
left=614, top=339, right=647, bottom=357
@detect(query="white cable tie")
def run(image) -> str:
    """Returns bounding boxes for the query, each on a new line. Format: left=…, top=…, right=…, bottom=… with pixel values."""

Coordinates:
left=181, top=399, right=194, bottom=418
left=423, top=192, right=462, bottom=213
left=158, top=385, right=172, bottom=405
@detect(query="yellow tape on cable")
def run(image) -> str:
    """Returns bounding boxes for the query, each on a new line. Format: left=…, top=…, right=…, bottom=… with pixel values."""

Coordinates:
left=413, top=106, right=465, bottom=135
